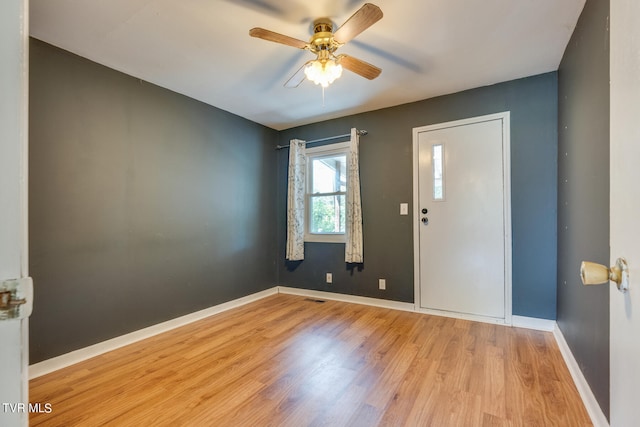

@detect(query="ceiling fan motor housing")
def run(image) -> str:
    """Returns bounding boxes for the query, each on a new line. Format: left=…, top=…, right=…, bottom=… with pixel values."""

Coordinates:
left=313, top=20, right=333, bottom=34
left=310, top=19, right=340, bottom=53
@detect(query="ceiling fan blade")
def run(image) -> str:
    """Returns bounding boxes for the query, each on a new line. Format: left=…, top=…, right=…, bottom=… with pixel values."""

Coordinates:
left=338, top=54, right=381, bottom=80
left=249, top=28, right=309, bottom=49
left=284, top=61, right=312, bottom=88
left=333, top=3, right=383, bottom=44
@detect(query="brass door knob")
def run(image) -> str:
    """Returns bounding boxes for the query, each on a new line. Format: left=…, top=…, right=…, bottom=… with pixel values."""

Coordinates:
left=580, top=258, right=629, bottom=292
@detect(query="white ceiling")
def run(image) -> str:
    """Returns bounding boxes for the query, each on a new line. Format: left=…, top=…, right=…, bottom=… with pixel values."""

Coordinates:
left=30, top=0, right=585, bottom=131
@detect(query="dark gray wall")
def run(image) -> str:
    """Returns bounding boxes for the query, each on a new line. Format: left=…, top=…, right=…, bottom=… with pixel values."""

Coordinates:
left=277, top=73, right=558, bottom=319
left=557, top=0, right=610, bottom=419
left=29, top=39, right=278, bottom=363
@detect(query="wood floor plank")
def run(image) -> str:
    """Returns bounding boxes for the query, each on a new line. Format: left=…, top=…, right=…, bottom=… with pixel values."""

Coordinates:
left=482, top=344, right=507, bottom=419
left=30, top=294, right=593, bottom=426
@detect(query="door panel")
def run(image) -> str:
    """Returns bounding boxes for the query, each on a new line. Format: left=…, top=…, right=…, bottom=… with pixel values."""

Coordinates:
left=610, top=1, right=640, bottom=423
left=0, top=1, right=29, bottom=426
left=414, top=114, right=510, bottom=321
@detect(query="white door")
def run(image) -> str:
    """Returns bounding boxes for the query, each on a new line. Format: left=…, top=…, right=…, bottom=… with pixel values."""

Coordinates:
left=413, top=113, right=511, bottom=322
left=610, top=0, right=640, bottom=424
left=0, top=1, right=30, bottom=426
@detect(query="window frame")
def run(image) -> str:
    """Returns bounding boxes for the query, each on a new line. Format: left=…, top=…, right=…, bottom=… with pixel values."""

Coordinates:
left=304, top=142, right=350, bottom=243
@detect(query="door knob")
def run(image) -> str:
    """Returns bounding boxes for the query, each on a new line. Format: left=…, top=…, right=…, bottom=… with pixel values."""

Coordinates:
left=0, top=277, right=33, bottom=321
left=421, top=217, right=429, bottom=225
left=0, top=291, right=26, bottom=310
left=580, top=258, right=629, bottom=293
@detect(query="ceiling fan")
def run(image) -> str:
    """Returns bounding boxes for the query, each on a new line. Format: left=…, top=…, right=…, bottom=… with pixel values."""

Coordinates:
left=249, top=3, right=383, bottom=88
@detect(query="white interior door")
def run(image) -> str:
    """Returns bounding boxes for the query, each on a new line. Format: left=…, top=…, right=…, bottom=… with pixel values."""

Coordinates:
left=610, top=1, right=640, bottom=424
left=0, top=1, right=29, bottom=426
left=413, top=113, right=511, bottom=322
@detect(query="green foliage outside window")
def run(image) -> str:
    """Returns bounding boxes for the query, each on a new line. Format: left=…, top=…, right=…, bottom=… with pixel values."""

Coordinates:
left=310, top=195, right=345, bottom=234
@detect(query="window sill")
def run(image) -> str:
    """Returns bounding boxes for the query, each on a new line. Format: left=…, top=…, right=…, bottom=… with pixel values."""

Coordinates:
left=304, top=234, right=346, bottom=244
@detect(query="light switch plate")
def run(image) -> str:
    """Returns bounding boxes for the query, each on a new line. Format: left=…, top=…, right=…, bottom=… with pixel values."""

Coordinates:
left=400, top=203, right=408, bottom=215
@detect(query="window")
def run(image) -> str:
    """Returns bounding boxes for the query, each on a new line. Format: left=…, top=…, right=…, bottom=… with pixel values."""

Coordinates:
left=305, top=142, right=350, bottom=243
left=432, top=143, right=445, bottom=201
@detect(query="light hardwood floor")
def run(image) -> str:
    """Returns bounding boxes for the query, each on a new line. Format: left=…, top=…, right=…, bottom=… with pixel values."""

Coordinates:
left=30, top=294, right=592, bottom=426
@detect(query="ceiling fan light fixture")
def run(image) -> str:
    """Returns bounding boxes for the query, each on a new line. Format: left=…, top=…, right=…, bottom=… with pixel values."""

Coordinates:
left=304, top=59, right=343, bottom=88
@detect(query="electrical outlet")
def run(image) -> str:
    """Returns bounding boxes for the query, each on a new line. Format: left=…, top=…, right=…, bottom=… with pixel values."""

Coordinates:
left=379, top=279, right=386, bottom=290
left=326, top=273, right=332, bottom=284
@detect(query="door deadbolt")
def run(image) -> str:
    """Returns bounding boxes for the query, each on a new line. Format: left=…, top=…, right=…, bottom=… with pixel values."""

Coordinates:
left=421, top=208, right=428, bottom=214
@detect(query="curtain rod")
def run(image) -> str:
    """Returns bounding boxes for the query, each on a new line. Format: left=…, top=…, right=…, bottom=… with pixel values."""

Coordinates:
left=276, top=129, right=368, bottom=150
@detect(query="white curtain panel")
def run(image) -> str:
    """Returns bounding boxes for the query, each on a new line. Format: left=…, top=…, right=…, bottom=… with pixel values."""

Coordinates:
left=286, top=139, right=306, bottom=261
left=345, top=128, right=364, bottom=263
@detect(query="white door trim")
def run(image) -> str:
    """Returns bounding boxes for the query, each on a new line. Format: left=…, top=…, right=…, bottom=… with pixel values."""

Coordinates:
left=412, top=112, right=512, bottom=325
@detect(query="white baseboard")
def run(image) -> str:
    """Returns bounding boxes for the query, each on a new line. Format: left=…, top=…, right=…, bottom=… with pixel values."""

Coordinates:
left=278, top=287, right=559, bottom=332
left=277, top=286, right=416, bottom=312
left=29, top=287, right=279, bottom=379
left=512, top=315, right=556, bottom=332
left=553, top=325, right=609, bottom=427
